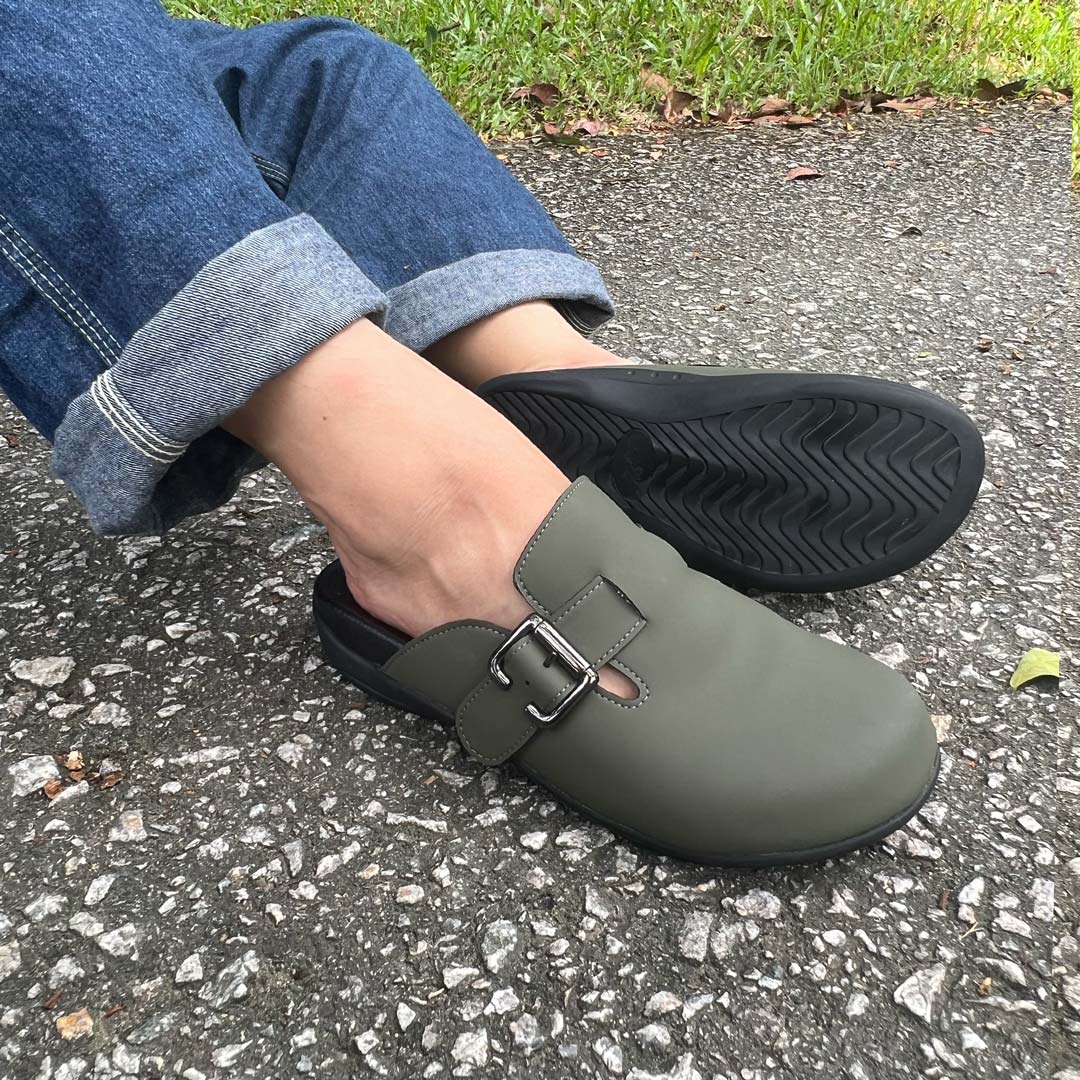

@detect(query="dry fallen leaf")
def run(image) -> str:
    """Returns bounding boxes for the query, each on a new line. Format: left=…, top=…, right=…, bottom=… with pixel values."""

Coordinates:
left=572, top=118, right=607, bottom=136
left=784, top=166, right=823, bottom=181
left=753, top=95, right=789, bottom=117
left=510, top=82, right=559, bottom=107
left=99, top=770, right=124, bottom=790
left=977, top=977, right=993, bottom=996
left=976, top=337, right=994, bottom=352
left=878, top=95, right=936, bottom=112
left=975, top=78, right=1026, bottom=101
left=706, top=104, right=736, bottom=123
left=64, top=750, right=84, bottom=772
left=544, top=119, right=604, bottom=140
left=43, top=778, right=64, bottom=799
left=754, top=111, right=806, bottom=126
left=975, top=124, right=995, bottom=134
left=660, top=89, right=696, bottom=123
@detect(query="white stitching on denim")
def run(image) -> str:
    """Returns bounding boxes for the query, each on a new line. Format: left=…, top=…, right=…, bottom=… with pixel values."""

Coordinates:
left=0, top=232, right=120, bottom=367
left=88, top=378, right=155, bottom=460
left=0, top=213, right=124, bottom=358
left=96, top=370, right=186, bottom=455
left=89, top=377, right=178, bottom=464
left=0, top=234, right=108, bottom=357
left=0, top=215, right=124, bottom=357
left=0, top=213, right=190, bottom=463
left=90, top=378, right=179, bottom=463
left=97, top=370, right=187, bottom=453
left=252, top=155, right=290, bottom=184
left=2, top=236, right=186, bottom=463
left=252, top=153, right=288, bottom=173
left=256, top=164, right=289, bottom=184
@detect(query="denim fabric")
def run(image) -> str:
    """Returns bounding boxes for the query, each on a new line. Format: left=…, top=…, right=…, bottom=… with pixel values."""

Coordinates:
left=0, top=5, right=613, bottom=535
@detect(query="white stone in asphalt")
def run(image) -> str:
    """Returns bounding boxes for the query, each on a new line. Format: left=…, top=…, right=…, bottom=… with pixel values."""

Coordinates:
left=894, top=964, right=948, bottom=1023
left=8, top=755, right=61, bottom=797
left=11, top=656, right=75, bottom=687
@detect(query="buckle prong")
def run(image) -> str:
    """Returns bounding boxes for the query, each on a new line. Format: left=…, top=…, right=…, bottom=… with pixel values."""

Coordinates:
left=489, top=614, right=598, bottom=725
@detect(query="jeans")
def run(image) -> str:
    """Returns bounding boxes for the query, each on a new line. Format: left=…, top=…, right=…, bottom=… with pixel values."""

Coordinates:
left=0, top=2, right=614, bottom=535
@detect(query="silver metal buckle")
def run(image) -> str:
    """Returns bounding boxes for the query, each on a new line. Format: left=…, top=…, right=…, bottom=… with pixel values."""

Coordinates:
left=489, top=613, right=598, bottom=725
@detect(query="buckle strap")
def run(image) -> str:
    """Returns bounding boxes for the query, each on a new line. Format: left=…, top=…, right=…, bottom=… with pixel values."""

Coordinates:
left=456, top=575, right=644, bottom=765
left=489, top=614, right=598, bottom=726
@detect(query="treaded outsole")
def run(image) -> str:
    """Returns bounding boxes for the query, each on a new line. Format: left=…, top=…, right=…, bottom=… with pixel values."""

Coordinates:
left=482, top=370, right=984, bottom=592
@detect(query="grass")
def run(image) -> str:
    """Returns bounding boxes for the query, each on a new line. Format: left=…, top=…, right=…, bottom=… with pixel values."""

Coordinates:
left=169, top=0, right=1073, bottom=137
left=1074, top=9, right=1080, bottom=180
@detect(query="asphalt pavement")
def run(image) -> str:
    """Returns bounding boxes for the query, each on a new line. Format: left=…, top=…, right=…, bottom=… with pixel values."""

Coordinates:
left=1, top=101, right=1076, bottom=1080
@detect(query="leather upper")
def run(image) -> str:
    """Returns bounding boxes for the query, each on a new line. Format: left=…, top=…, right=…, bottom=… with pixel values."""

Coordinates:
left=378, top=479, right=939, bottom=861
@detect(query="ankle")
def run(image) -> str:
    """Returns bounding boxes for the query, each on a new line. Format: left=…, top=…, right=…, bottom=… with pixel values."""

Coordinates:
left=331, top=472, right=638, bottom=700
left=425, top=300, right=624, bottom=387
left=507, top=337, right=624, bottom=376
left=221, top=317, right=633, bottom=695
left=327, top=466, right=546, bottom=638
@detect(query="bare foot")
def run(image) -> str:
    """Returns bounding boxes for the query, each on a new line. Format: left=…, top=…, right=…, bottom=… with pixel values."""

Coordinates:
left=224, top=317, right=637, bottom=699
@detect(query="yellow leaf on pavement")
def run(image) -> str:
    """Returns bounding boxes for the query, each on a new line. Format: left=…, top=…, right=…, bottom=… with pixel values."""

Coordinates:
left=1009, top=648, right=1060, bottom=689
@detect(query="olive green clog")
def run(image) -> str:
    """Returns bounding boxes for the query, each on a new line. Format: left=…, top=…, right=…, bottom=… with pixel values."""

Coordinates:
left=314, top=478, right=939, bottom=865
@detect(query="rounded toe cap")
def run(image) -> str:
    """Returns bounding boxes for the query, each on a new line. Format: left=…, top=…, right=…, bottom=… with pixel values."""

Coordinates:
left=637, top=652, right=940, bottom=864
left=519, top=602, right=941, bottom=865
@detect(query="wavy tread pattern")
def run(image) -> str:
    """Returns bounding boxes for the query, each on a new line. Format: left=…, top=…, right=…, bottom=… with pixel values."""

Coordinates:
left=488, top=389, right=964, bottom=584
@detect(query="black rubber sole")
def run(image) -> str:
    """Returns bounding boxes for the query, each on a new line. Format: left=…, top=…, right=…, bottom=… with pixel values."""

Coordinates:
left=480, top=368, right=985, bottom=592
left=314, top=590, right=940, bottom=868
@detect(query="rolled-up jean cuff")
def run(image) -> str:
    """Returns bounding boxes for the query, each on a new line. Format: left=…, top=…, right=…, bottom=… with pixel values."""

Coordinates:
left=51, top=214, right=387, bottom=535
left=381, top=248, right=615, bottom=354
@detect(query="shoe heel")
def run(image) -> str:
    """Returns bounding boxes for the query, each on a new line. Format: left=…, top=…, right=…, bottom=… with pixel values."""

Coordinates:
left=314, top=613, right=445, bottom=721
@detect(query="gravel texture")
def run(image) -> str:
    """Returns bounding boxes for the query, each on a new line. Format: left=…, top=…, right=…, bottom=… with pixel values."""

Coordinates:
left=0, top=102, right=1075, bottom=1079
